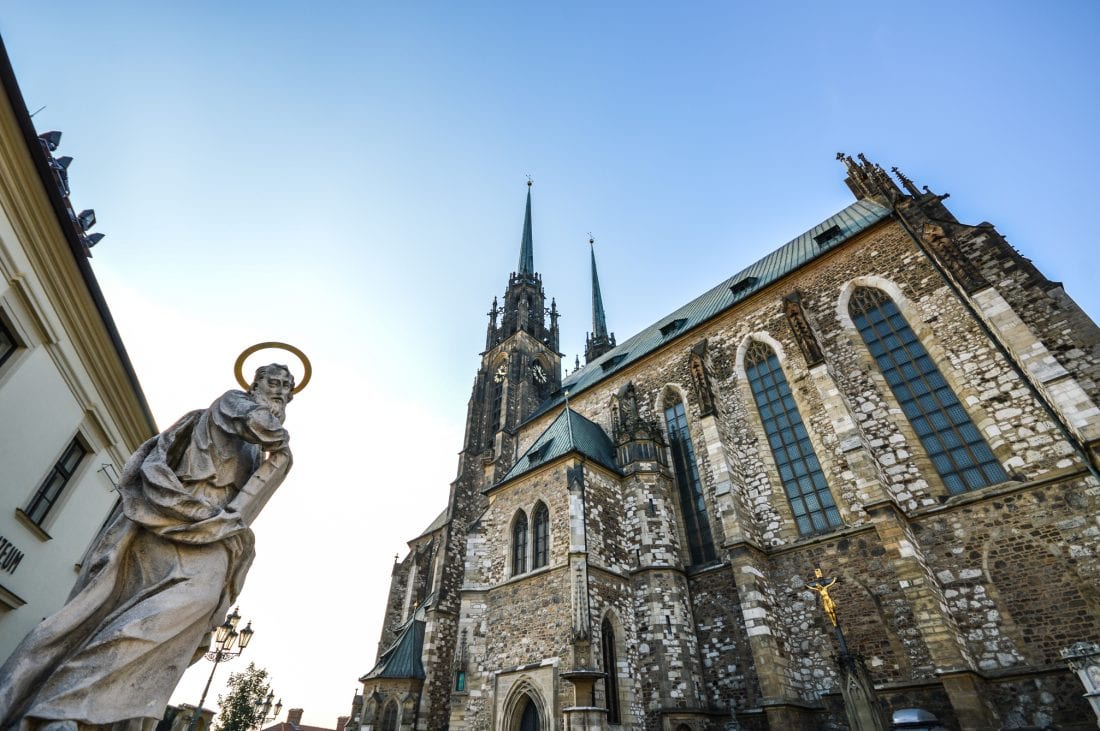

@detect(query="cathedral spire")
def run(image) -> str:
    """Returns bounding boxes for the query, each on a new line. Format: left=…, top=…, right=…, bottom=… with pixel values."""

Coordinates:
left=517, top=179, right=534, bottom=276
left=585, top=236, right=616, bottom=364
left=590, top=237, right=608, bottom=341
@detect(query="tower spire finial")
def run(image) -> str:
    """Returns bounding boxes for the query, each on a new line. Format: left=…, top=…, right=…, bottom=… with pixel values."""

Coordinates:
left=517, top=178, right=534, bottom=276
left=584, top=235, right=616, bottom=363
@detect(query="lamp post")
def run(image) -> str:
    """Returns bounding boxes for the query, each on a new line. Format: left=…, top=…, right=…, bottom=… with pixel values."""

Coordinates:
left=254, top=689, right=283, bottom=730
left=186, top=607, right=255, bottom=731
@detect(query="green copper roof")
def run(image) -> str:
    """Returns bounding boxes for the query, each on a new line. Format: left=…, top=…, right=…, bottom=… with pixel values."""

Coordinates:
left=496, top=406, right=618, bottom=487
left=361, top=604, right=427, bottom=680
left=590, top=242, right=609, bottom=339
left=528, top=198, right=891, bottom=422
left=518, top=185, right=534, bottom=275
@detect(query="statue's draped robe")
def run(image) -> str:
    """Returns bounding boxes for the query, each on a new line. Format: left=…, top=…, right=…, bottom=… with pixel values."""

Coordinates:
left=0, top=390, right=289, bottom=730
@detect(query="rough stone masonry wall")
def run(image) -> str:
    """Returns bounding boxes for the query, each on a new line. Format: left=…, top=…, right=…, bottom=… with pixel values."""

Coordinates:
left=453, top=463, right=574, bottom=728
left=913, top=475, right=1100, bottom=670
left=588, top=570, right=645, bottom=727
left=479, top=464, right=572, bottom=584
left=957, top=222, right=1100, bottom=407
left=687, top=566, right=758, bottom=717
left=584, top=466, right=635, bottom=574
left=629, top=567, right=707, bottom=728
left=376, top=554, right=414, bottom=653
left=768, top=531, right=919, bottom=691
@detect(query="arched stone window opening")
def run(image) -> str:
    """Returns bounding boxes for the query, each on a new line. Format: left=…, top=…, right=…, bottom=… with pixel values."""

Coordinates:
left=849, top=287, right=1006, bottom=493
left=380, top=700, right=399, bottom=731
left=512, top=510, right=529, bottom=575
left=489, top=375, right=505, bottom=434
left=533, top=502, right=550, bottom=569
left=744, top=340, right=842, bottom=535
left=662, top=391, right=717, bottom=564
left=601, top=617, right=622, bottom=724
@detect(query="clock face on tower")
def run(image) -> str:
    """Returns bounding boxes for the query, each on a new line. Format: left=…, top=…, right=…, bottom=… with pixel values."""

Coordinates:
left=493, top=364, right=508, bottom=383
left=532, top=362, right=547, bottom=384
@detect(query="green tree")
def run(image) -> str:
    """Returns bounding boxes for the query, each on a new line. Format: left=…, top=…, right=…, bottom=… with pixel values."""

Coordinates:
left=214, top=662, right=271, bottom=731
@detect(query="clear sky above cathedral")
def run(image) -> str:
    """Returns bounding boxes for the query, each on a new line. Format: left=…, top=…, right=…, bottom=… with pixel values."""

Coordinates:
left=2, top=1, right=1097, bottom=724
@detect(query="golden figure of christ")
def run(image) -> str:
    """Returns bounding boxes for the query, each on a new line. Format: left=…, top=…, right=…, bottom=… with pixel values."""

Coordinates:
left=806, top=568, right=839, bottom=627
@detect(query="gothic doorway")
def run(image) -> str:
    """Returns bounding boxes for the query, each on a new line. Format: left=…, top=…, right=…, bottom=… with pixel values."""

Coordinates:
left=519, top=697, right=539, bottom=731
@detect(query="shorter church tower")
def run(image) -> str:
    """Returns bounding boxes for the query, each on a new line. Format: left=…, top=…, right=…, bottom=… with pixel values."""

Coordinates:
left=584, top=237, right=616, bottom=363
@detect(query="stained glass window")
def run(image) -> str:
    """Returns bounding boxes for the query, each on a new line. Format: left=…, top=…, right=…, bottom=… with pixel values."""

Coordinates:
left=533, top=502, right=549, bottom=569
left=512, top=511, right=528, bottom=575
left=745, top=341, right=842, bottom=535
left=663, top=396, right=716, bottom=564
left=601, top=618, right=621, bottom=723
left=849, top=287, right=1006, bottom=493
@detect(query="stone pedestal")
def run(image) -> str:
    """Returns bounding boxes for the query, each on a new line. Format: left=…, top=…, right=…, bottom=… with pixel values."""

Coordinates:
left=562, top=668, right=607, bottom=731
left=1062, top=641, right=1100, bottom=727
left=835, top=652, right=887, bottom=731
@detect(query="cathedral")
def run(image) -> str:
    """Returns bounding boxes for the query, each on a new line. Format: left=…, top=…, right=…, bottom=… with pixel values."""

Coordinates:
left=354, top=156, right=1100, bottom=730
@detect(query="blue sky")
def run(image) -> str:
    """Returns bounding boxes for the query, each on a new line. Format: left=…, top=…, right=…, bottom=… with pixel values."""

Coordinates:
left=3, top=1, right=1098, bottom=724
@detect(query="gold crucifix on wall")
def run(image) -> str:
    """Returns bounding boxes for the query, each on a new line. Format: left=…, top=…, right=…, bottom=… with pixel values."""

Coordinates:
left=805, top=568, right=839, bottom=627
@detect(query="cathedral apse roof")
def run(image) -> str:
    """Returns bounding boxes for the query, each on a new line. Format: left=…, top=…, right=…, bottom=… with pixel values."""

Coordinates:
left=360, top=604, right=427, bottom=681
left=528, top=197, right=891, bottom=421
left=495, top=406, right=618, bottom=488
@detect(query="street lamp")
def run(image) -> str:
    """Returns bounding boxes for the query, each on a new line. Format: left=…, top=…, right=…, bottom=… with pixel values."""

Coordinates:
left=254, top=689, right=283, bottom=729
left=186, top=607, right=256, bottom=731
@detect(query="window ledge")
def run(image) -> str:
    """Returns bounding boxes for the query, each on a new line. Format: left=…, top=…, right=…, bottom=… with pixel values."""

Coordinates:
left=14, top=509, right=51, bottom=541
left=0, top=581, right=27, bottom=610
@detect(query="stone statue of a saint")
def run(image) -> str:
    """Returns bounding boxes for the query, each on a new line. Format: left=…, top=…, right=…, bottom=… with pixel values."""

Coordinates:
left=0, top=364, right=295, bottom=730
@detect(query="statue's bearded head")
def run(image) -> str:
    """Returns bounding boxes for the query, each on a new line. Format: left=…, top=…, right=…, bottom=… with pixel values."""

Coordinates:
left=250, top=363, right=295, bottom=422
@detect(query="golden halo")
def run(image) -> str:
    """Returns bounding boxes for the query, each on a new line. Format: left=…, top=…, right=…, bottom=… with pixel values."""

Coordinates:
left=234, top=342, right=312, bottom=394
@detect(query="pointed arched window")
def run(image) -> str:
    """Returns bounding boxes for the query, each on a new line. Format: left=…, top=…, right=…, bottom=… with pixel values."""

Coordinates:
left=849, top=287, right=1007, bottom=493
left=601, top=617, right=622, bottom=724
left=533, top=502, right=550, bottom=569
left=380, top=700, right=398, bottom=731
left=663, top=393, right=717, bottom=564
left=745, top=340, right=842, bottom=534
left=512, top=510, right=528, bottom=575
left=489, top=374, right=504, bottom=433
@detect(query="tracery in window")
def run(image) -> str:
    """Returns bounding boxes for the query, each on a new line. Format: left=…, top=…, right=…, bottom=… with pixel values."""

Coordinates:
left=849, top=287, right=1007, bottom=493
left=380, top=700, right=398, bottom=731
left=512, top=510, right=528, bottom=575
left=533, top=502, right=549, bottom=569
left=663, top=393, right=716, bottom=564
left=745, top=340, right=842, bottom=534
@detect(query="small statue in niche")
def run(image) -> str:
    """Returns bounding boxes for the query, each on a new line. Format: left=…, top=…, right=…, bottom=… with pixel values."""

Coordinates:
left=783, top=291, right=825, bottom=368
left=922, top=222, right=988, bottom=294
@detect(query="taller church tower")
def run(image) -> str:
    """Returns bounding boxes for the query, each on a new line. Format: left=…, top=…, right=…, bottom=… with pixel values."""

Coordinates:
left=468, top=180, right=562, bottom=474
left=360, top=183, right=561, bottom=730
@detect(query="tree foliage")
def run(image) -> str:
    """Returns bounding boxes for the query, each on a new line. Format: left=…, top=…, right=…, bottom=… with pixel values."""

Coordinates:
left=214, top=662, right=271, bottom=731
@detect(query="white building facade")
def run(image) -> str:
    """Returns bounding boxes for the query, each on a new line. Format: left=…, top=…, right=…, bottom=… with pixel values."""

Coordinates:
left=0, top=39, right=156, bottom=660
